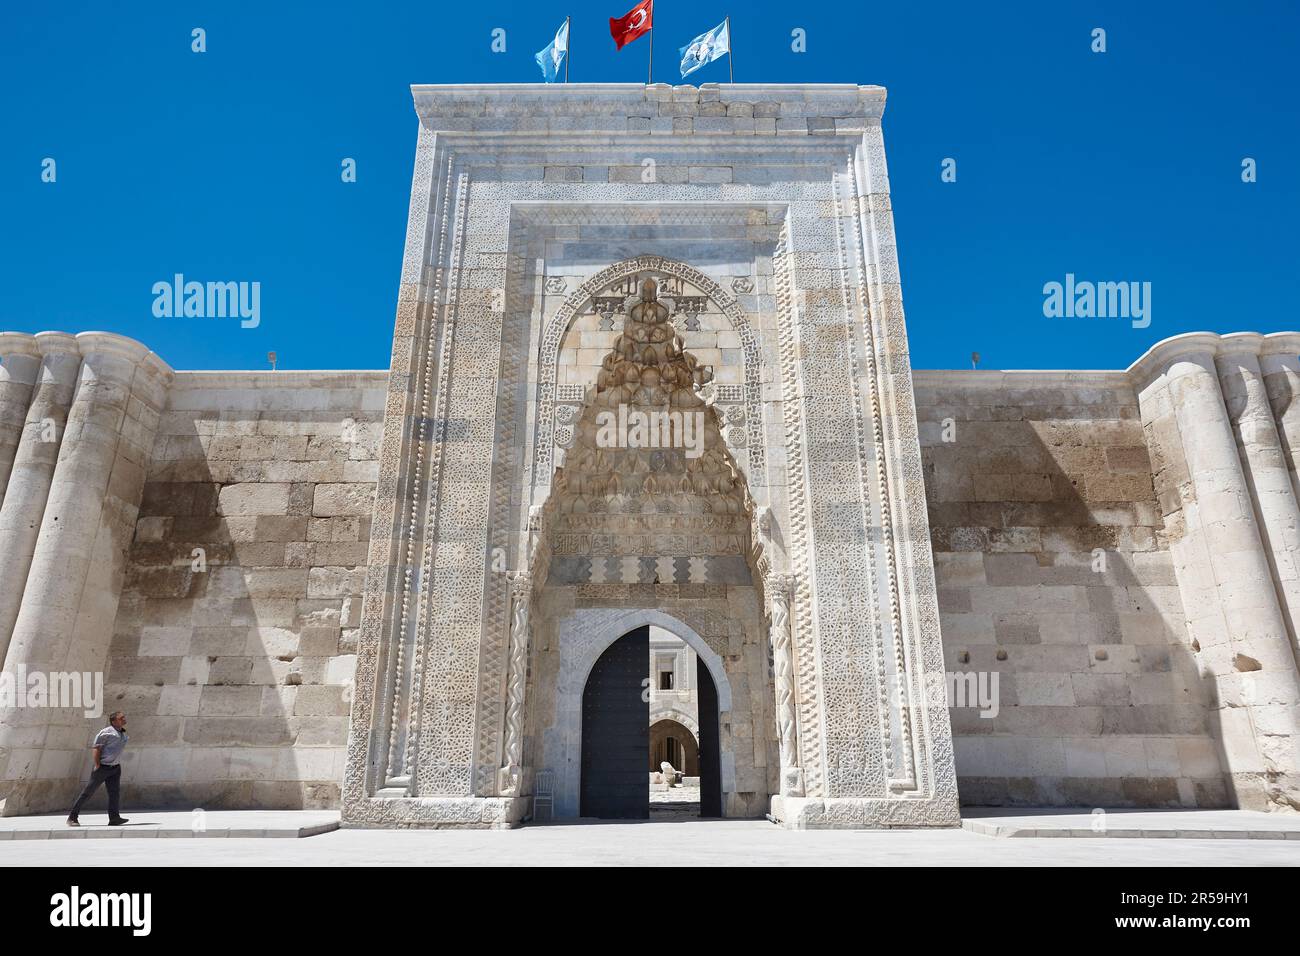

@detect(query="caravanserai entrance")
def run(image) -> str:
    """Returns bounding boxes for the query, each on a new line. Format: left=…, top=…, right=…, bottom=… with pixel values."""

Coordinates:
left=577, top=625, right=724, bottom=820
left=344, top=87, right=959, bottom=832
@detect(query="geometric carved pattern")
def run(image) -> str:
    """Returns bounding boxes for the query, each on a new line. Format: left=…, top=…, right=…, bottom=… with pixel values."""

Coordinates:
left=416, top=169, right=479, bottom=797
left=823, top=163, right=887, bottom=797
left=472, top=227, right=529, bottom=796
left=836, top=158, right=916, bottom=792
left=556, top=384, right=585, bottom=402
left=772, top=227, right=824, bottom=798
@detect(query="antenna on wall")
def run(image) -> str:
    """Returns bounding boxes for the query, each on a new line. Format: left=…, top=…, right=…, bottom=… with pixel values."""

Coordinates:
left=268, top=351, right=278, bottom=371
left=971, top=351, right=980, bottom=370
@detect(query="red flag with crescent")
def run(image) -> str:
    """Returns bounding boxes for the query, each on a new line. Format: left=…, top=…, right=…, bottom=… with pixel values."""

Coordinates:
left=610, top=0, right=653, bottom=50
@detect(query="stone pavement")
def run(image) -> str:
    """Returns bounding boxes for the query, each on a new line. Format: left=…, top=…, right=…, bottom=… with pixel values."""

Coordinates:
left=1, top=810, right=1299, bottom=865
left=963, top=807, right=1300, bottom=840
left=648, top=788, right=701, bottom=821
left=0, top=811, right=339, bottom=840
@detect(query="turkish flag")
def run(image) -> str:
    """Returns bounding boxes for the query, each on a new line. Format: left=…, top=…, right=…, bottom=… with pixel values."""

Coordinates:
left=610, top=0, right=653, bottom=50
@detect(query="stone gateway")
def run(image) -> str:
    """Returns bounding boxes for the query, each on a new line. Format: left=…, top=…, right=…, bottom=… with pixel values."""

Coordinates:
left=343, top=83, right=958, bottom=829
left=0, top=84, right=1295, bottom=829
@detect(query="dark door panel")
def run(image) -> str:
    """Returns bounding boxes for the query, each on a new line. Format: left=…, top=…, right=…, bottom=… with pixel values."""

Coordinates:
left=580, top=627, right=650, bottom=818
left=697, top=656, right=722, bottom=817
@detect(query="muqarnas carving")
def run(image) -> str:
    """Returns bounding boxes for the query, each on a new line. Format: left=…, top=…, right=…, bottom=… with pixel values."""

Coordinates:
left=544, top=277, right=751, bottom=587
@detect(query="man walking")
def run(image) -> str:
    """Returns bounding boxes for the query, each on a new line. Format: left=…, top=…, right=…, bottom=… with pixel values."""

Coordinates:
left=67, top=711, right=129, bottom=826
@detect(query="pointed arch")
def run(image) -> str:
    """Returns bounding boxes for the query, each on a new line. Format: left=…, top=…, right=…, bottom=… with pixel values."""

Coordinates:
left=530, top=255, right=767, bottom=491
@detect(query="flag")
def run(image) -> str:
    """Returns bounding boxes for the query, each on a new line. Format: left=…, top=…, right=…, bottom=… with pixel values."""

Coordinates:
left=679, top=20, right=729, bottom=78
left=535, top=20, right=569, bottom=83
left=610, top=0, right=653, bottom=50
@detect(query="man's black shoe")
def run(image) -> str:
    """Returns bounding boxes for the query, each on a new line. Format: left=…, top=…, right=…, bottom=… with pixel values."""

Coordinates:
left=108, top=817, right=129, bottom=826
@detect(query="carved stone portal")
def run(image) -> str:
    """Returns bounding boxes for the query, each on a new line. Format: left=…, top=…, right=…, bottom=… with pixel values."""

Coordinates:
left=342, top=84, right=959, bottom=830
left=541, top=276, right=752, bottom=589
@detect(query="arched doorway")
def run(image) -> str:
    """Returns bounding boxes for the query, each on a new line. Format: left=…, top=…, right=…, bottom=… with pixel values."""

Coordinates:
left=578, top=622, right=727, bottom=821
left=548, top=608, right=742, bottom=820
left=649, top=719, right=699, bottom=775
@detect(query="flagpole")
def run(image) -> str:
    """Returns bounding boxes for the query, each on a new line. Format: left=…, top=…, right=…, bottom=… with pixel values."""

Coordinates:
left=726, top=17, right=734, bottom=82
left=648, top=28, right=653, bottom=85
left=565, top=16, right=570, bottom=82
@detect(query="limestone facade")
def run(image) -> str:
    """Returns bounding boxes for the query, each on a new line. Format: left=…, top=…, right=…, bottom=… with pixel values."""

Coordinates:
left=0, top=85, right=1296, bottom=824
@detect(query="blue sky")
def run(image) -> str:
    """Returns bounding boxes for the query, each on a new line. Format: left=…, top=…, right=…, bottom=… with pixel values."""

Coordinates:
left=1, top=1, right=1296, bottom=371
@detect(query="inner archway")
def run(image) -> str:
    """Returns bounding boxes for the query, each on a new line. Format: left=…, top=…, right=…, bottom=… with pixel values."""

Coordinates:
left=649, top=719, right=698, bottom=776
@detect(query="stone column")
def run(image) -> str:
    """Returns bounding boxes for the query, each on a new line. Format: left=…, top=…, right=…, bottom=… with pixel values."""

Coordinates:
left=0, top=332, right=172, bottom=816
left=0, top=333, right=43, bottom=504
left=497, top=572, right=532, bottom=797
left=0, top=333, right=83, bottom=666
left=767, top=572, right=804, bottom=797
left=1216, top=333, right=1300, bottom=669
left=1133, top=332, right=1300, bottom=812
left=1259, top=333, right=1300, bottom=521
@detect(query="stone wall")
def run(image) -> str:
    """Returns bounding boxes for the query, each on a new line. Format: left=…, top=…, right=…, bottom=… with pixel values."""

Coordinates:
left=102, top=370, right=386, bottom=810
left=649, top=627, right=700, bottom=734
left=4, top=327, right=1297, bottom=817
left=916, top=370, right=1228, bottom=808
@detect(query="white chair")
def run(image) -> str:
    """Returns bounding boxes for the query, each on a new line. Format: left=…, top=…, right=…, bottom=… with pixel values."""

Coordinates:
left=532, top=769, right=555, bottom=822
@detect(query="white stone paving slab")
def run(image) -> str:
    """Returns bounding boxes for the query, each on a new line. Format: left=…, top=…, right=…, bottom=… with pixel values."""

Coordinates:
left=0, top=811, right=339, bottom=840
left=2, top=818, right=1299, bottom=866
left=961, top=807, right=1300, bottom=840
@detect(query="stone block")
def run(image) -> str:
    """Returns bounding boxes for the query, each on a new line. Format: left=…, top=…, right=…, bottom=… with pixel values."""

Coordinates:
left=218, top=483, right=291, bottom=516
left=293, top=685, right=350, bottom=717
left=199, top=686, right=263, bottom=717
left=313, top=483, right=375, bottom=517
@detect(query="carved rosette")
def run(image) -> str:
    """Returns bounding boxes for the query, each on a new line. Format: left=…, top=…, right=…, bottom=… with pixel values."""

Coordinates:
left=554, top=402, right=579, bottom=449
left=498, top=572, right=533, bottom=797
left=767, top=572, right=804, bottom=797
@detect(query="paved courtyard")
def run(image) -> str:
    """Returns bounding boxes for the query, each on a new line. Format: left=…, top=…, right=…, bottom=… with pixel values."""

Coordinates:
left=2, top=812, right=1299, bottom=866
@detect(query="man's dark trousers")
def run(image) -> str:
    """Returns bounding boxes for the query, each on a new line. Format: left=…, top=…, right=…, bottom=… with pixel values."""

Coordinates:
left=69, top=765, right=122, bottom=820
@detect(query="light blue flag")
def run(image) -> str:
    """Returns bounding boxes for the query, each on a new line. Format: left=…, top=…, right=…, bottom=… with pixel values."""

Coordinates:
left=678, top=20, right=729, bottom=78
left=535, top=20, right=569, bottom=83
